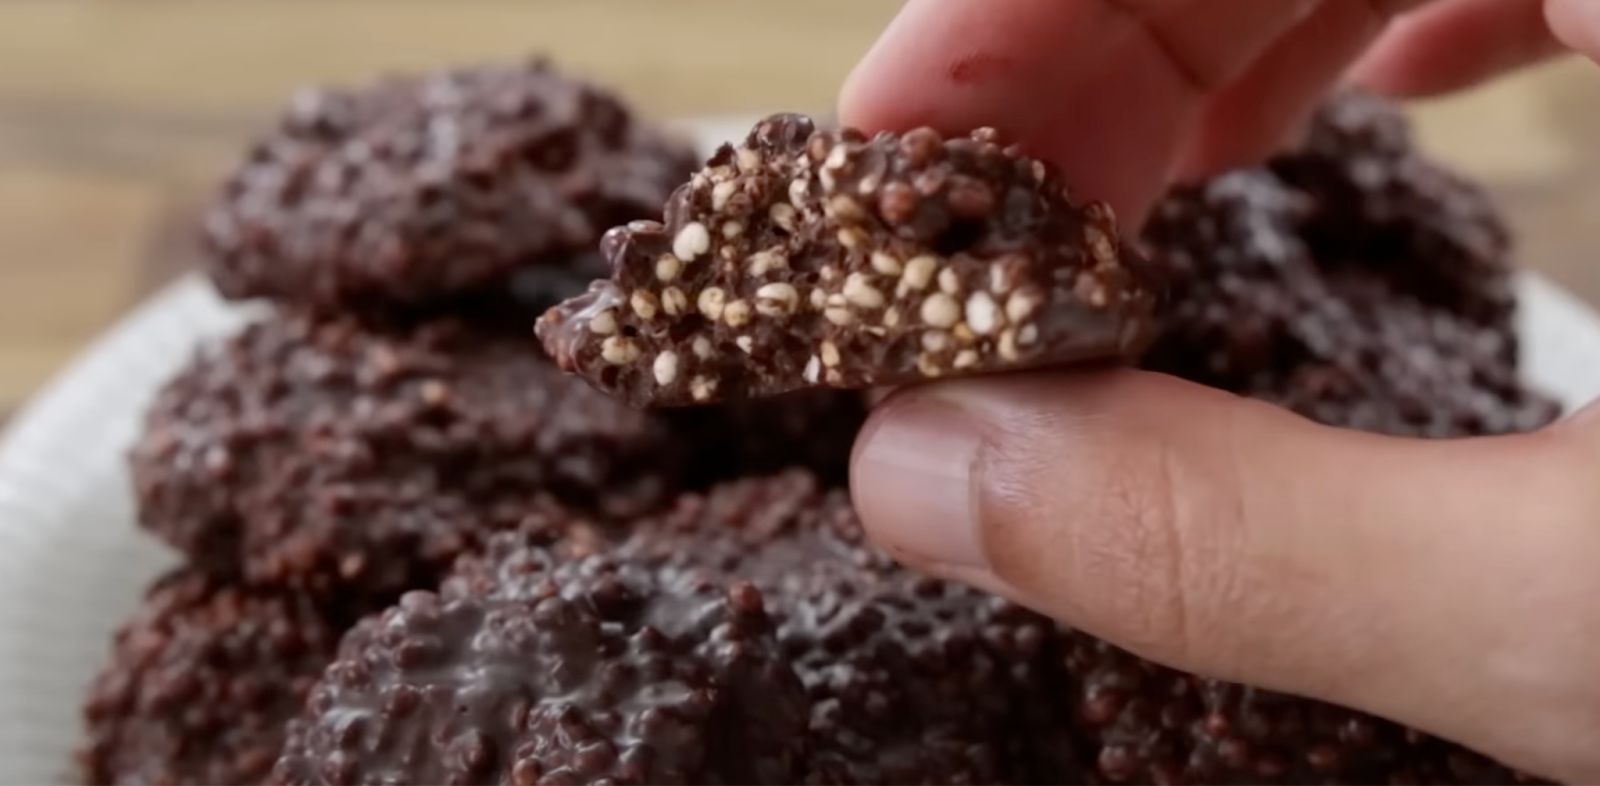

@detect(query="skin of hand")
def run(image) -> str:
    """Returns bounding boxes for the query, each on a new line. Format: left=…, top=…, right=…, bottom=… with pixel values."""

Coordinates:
left=840, top=1, right=1600, bottom=782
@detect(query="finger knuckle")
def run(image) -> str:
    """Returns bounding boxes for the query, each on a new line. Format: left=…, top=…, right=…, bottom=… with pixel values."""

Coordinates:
left=1087, top=441, right=1198, bottom=657
left=979, top=431, right=1204, bottom=660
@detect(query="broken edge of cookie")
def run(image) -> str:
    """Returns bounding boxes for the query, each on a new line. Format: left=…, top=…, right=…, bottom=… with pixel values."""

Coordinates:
left=536, top=112, right=1159, bottom=407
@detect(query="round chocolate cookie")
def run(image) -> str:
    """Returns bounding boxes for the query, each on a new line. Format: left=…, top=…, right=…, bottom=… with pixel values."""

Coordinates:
left=1059, top=635, right=1548, bottom=785
left=1138, top=170, right=1316, bottom=389
left=273, top=576, right=809, bottom=784
left=456, top=471, right=1078, bottom=785
left=1247, top=283, right=1560, bottom=438
left=1268, top=90, right=1515, bottom=328
left=443, top=470, right=884, bottom=597
left=1139, top=170, right=1559, bottom=439
left=201, top=58, right=698, bottom=313
left=129, top=311, right=680, bottom=597
left=78, top=568, right=355, bottom=786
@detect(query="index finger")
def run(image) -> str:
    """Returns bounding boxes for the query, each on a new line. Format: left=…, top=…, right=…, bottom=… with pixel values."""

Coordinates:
left=837, top=0, right=1325, bottom=222
left=837, top=0, right=1181, bottom=142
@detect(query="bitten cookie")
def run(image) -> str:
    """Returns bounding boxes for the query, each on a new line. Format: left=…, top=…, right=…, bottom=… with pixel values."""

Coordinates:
left=538, top=113, right=1157, bottom=407
left=201, top=58, right=698, bottom=313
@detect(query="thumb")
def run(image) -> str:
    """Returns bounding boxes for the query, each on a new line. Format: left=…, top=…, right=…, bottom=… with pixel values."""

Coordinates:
left=849, top=369, right=1600, bottom=782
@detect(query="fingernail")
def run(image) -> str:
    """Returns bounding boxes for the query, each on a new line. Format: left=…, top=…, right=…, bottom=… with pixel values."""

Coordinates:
left=850, top=392, right=985, bottom=570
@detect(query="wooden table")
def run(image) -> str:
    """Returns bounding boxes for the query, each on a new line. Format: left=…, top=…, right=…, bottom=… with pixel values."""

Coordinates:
left=3, top=0, right=1600, bottom=422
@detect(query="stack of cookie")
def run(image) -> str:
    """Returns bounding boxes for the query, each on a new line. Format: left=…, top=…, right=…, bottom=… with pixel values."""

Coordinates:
left=75, top=55, right=1556, bottom=786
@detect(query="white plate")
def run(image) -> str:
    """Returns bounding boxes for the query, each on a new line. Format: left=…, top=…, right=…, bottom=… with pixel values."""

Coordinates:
left=4, top=116, right=1600, bottom=785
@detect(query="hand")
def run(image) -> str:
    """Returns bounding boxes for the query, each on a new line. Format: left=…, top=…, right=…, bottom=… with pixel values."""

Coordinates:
left=841, top=1, right=1600, bottom=782
left=840, top=0, right=1588, bottom=228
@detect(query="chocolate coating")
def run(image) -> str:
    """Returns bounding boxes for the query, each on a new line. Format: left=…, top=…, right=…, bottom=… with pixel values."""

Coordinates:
left=201, top=58, right=697, bottom=313
left=1247, top=283, right=1560, bottom=437
left=78, top=569, right=354, bottom=786
left=458, top=472, right=1076, bottom=785
left=1139, top=169, right=1558, bottom=438
left=129, top=311, right=678, bottom=597
left=1060, top=635, right=1548, bottom=785
left=1269, top=90, right=1515, bottom=328
left=273, top=571, right=809, bottom=784
left=538, top=112, right=1156, bottom=407
left=664, top=388, right=870, bottom=492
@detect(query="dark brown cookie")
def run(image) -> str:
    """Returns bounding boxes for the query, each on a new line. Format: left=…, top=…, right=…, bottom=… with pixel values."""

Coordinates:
left=1246, top=281, right=1560, bottom=438
left=78, top=568, right=358, bottom=786
left=1058, top=635, right=1549, bottom=785
left=446, top=470, right=886, bottom=598
left=1138, top=169, right=1316, bottom=389
left=537, top=113, right=1157, bottom=407
left=1138, top=170, right=1559, bottom=439
left=129, top=311, right=679, bottom=597
left=201, top=58, right=698, bottom=313
left=1269, top=90, right=1516, bottom=328
left=663, top=389, right=870, bottom=487
left=273, top=575, right=809, bottom=784
left=450, top=472, right=1075, bottom=785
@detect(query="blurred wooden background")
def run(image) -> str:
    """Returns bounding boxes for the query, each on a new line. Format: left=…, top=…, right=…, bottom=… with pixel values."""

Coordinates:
left=2, top=0, right=1600, bottom=421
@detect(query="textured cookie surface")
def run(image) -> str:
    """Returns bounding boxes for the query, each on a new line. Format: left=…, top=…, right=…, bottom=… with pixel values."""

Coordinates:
left=202, top=58, right=697, bottom=313
left=538, top=113, right=1156, bottom=406
left=1058, top=635, right=1545, bottom=785
left=1140, top=123, right=1558, bottom=440
left=464, top=473, right=1081, bottom=785
left=130, top=312, right=679, bottom=597
left=78, top=569, right=356, bottom=786
left=1269, top=90, right=1515, bottom=329
left=274, top=563, right=809, bottom=784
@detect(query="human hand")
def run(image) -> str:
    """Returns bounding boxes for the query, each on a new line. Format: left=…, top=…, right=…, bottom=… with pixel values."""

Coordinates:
left=841, top=2, right=1600, bottom=782
left=839, top=0, right=1590, bottom=228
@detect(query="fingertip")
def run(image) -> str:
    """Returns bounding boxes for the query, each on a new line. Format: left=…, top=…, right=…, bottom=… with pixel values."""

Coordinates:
left=1547, top=0, right=1600, bottom=61
left=1176, top=0, right=1388, bottom=179
left=849, top=380, right=988, bottom=573
left=834, top=0, right=1154, bottom=139
left=1351, top=0, right=1569, bottom=99
left=834, top=0, right=926, bottom=133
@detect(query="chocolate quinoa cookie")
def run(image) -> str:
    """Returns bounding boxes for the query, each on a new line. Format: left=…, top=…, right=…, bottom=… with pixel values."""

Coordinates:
left=1139, top=170, right=1559, bottom=438
left=201, top=58, right=698, bottom=313
left=1059, top=635, right=1548, bottom=785
left=453, top=472, right=1076, bottom=785
left=78, top=568, right=358, bottom=786
left=1247, top=281, right=1560, bottom=438
left=1138, top=170, right=1315, bottom=389
left=129, top=311, right=679, bottom=597
left=538, top=113, right=1157, bottom=407
left=663, top=389, right=870, bottom=487
left=273, top=578, right=809, bottom=784
left=447, top=470, right=891, bottom=599
left=1268, top=90, right=1516, bottom=328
